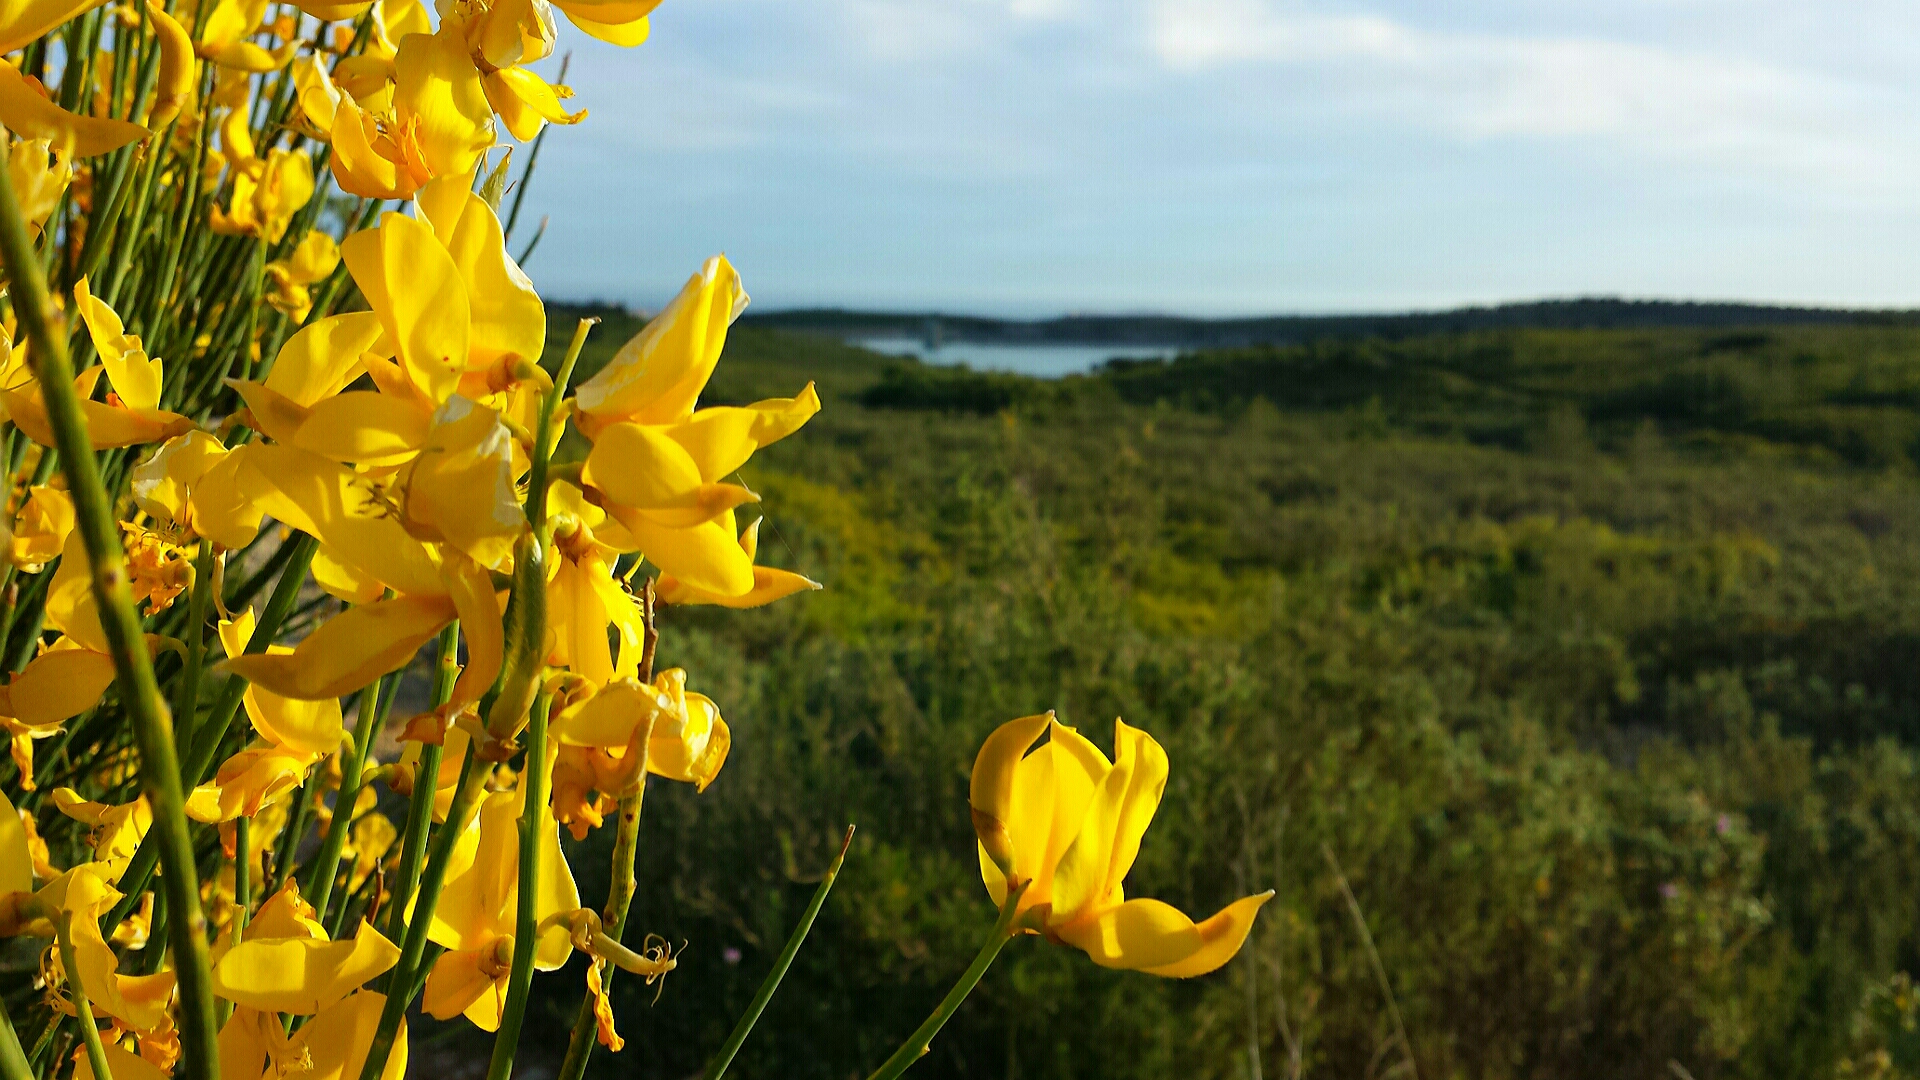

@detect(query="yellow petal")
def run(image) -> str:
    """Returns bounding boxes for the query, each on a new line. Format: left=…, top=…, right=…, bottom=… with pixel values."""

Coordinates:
left=1140, top=892, right=1274, bottom=978
left=310, top=544, right=386, bottom=604
left=223, top=593, right=455, bottom=701
left=552, top=678, right=661, bottom=749
left=649, top=691, right=728, bottom=791
left=0, top=786, right=33, bottom=895
left=573, top=256, right=744, bottom=426
left=45, top=530, right=111, bottom=653
left=287, top=0, right=372, bottom=19
left=328, top=98, right=419, bottom=200
left=73, top=1038, right=168, bottom=1080
left=288, top=990, right=408, bottom=1080
left=264, top=310, right=384, bottom=406
left=602, top=508, right=755, bottom=598
left=422, top=946, right=507, bottom=1027
left=391, top=26, right=494, bottom=180
left=557, top=7, right=649, bottom=46
left=8, top=484, right=73, bottom=569
left=0, top=0, right=117, bottom=54
left=212, top=921, right=400, bottom=1014
left=292, top=390, right=434, bottom=466
left=185, top=443, right=267, bottom=549
left=0, top=645, right=116, bottom=728
left=184, top=745, right=316, bottom=823
left=441, top=552, right=505, bottom=719
left=74, top=276, right=162, bottom=411
left=398, top=396, right=524, bottom=566
left=145, top=1, right=196, bottom=129
left=481, top=66, right=585, bottom=142
left=130, top=430, right=226, bottom=525
left=1048, top=719, right=1167, bottom=922
left=340, top=211, right=467, bottom=402
left=665, top=386, right=820, bottom=482
left=414, top=176, right=544, bottom=371
left=545, top=556, right=615, bottom=685
left=246, top=880, right=327, bottom=941
left=655, top=519, right=821, bottom=609
left=969, top=713, right=1051, bottom=883
left=0, top=62, right=146, bottom=157
left=238, top=442, right=447, bottom=597
left=1053, top=897, right=1206, bottom=971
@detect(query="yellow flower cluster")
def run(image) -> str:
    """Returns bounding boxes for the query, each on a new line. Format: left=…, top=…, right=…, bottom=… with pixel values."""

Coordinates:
left=0, top=0, right=1268, bottom=1075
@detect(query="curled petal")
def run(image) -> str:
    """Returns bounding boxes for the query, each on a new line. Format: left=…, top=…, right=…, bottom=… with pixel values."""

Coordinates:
left=968, top=713, right=1052, bottom=881
left=146, top=1, right=197, bottom=129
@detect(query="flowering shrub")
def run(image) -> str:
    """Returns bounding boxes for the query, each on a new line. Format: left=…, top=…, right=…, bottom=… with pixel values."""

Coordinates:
left=0, top=5, right=1265, bottom=1080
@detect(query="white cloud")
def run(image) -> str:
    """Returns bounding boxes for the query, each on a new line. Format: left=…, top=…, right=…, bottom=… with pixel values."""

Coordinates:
left=1142, top=0, right=1917, bottom=189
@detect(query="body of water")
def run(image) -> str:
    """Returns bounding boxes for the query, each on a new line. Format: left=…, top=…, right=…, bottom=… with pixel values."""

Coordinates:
left=851, top=337, right=1180, bottom=378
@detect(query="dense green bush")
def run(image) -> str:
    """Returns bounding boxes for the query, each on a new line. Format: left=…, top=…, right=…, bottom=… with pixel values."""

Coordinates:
left=508, top=316, right=1920, bottom=1079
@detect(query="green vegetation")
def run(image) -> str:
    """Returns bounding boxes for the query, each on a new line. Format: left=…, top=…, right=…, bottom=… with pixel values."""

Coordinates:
left=522, top=315, right=1920, bottom=1079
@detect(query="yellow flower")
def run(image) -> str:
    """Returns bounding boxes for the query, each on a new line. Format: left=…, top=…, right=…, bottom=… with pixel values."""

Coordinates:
left=546, top=483, right=647, bottom=685
left=29, top=864, right=179, bottom=1033
left=195, top=0, right=298, bottom=72
left=217, top=609, right=345, bottom=756
left=185, top=743, right=320, bottom=824
left=263, top=229, right=341, bottom=323
left=49, top=790, right=150, bottom=880
left=129, top=431, right=265, bottom=549
left=417, top=778, right=579, bottom=1030
left=210, top=147, right=314, bottom=241
left=211, top=882, right=400, bottom=1014
left=223, top=444, right=504, bottom=709
left=655, top=516, right=820, bottom=608
left=7, top=484, right=73, bottom=571
left=218, top=990, right=407, bottom=1080
left=235, top=175, right=548, bottom=488
left=7, top=137, right=71, bottom=236
left=573, top=256, right=819, bottom=597
left=1, top=278, right=196, bottom=450
left=970, top=715, right=1271, bottom=977
left=551, top=668, right=730, bottom=791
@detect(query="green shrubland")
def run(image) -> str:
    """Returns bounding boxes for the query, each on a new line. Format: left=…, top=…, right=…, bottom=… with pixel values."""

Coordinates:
left=524, top=315, right=1920, bottom=1079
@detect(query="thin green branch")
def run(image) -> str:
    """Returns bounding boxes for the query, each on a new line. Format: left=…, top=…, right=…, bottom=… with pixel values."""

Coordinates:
left=0, top=137, right=221, bottom=1080
left=702, top=826, right=856, bottom=1080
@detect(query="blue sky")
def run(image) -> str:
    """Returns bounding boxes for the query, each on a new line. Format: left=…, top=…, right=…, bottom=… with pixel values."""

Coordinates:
left=514, top=1, right=1920, bottom=316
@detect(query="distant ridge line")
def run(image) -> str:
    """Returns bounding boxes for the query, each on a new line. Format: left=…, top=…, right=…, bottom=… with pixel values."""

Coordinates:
left=733, top=298, right=1920, bottom=348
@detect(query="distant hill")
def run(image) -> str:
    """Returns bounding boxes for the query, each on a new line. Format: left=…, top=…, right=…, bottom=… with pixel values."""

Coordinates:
left=740, top=298, right=1920, bottom=348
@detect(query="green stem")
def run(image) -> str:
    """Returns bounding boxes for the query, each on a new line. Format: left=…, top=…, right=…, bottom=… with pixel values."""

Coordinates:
left=354, top=741, right=488, bottom=1080
left=57, top=913, right=113, bottom=1080
left=0, top=994, right=35, bottom=1080
left=383, top=623, right=459, bottom=942
left=100, top=533, right=317, bottom=933
left=483, top=691, right=553, bottom=1080
left=0, top=137, right=220, bottom=1080
left=304, top=675, right=385, bottom=915
left=171, top=543, right=217, bottom=747
left=864, top=885, right=1029, bottom=1080
left=555, top=585, right=656, bottom=1080
left=702, top=826, right=857, bottom=1080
